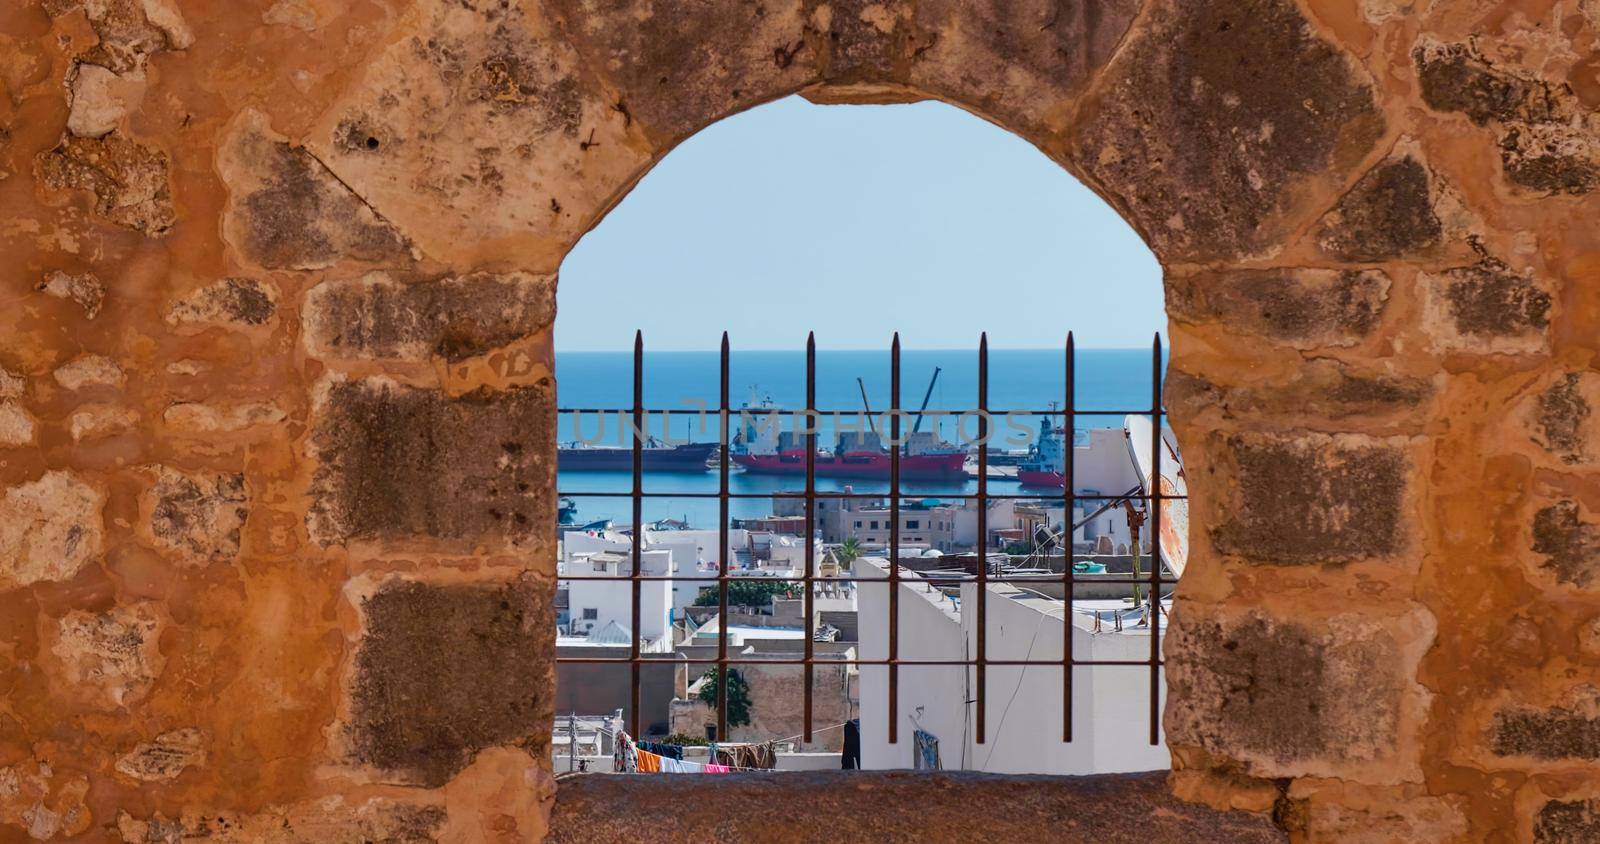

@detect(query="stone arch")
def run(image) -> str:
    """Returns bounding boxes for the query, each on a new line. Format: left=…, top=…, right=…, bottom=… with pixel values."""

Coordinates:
left=7, top=0, right=1600, bottom=839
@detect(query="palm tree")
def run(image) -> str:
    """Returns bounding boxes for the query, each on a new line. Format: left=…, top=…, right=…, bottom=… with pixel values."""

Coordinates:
left=837, top=537, right=862, bottom=565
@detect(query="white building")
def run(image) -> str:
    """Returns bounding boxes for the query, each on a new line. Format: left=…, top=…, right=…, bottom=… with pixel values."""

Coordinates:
left=855, top=557, right=1169, bottom=774
left=559, top=526, right=825, bottom=645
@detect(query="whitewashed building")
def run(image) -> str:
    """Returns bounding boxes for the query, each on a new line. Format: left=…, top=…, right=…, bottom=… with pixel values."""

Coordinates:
left=855, top=556, right=1169, bottom=774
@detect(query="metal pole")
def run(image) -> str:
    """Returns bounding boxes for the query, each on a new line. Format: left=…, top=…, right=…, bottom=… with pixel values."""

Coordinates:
left=1148, top=333, right=1164, bottom=746
left=717, top=332, right=731, bottom=742
left=1062, top=332, right=1075, bottom=743
left=804, top=333, right=817, bottom=742
left=888, top=334, right=901, bottom=744
left=629, top=332, right=643, bottom=738
left=975, top=333, right=989, bottom=745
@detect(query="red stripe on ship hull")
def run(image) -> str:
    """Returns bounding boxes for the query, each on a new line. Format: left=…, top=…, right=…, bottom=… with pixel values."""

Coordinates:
left=733, top=451, right=966, bottom=479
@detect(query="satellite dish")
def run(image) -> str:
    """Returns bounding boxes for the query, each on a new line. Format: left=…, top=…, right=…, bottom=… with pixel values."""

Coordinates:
left=1123, top=415, right=1189, bottom=579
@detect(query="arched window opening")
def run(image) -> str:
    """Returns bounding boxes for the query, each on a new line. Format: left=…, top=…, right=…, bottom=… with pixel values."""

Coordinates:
left=552, top=96, right=1176, bottom=776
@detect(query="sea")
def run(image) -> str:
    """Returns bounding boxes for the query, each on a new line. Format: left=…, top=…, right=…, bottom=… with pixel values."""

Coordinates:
left=556, top=348, right=1168, bottom=528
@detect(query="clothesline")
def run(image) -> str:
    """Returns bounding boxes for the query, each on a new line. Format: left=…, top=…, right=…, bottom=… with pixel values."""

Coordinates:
left=615, top=732, right=780, bottom=774
left=768, top=721, right=851, bottom=745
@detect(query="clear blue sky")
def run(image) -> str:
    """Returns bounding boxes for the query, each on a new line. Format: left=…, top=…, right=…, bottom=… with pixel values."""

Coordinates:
left=557, top=96, right=1163, bottom=352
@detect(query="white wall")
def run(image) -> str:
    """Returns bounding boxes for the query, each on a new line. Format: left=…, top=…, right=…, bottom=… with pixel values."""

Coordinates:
left=855, top=557, right=1168, bottom=774
left=958, top=583, right=1168, bottom=775
left=566, top=554, right=672, bottom=642
left=857, top=558, right=970, bottom=770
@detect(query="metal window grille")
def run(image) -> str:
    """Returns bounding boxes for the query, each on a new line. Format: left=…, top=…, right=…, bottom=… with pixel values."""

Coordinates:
left=555, top=331, right=1180, bottom=746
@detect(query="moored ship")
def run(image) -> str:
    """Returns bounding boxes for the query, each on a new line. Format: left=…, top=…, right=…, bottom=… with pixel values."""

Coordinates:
left=557, top=438, right=718, bottom=472
left=731, top=381, right=967, bottom=479
left=733, top=444, right=969, bottom=478
left=1016, top=417, right=1067, bottom=488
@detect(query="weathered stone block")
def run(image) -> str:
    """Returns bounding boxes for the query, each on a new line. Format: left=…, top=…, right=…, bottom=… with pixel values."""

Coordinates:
left=219, top=110, right=411, bottom=270
left=49, top=602, right=165, bottom=710
left=114, top=728, right=206, bottom=783
left=67, top=63, right=146, bottom=139
left=163, top=401, right=285, bottom=434
left=165, top=278, right=277, bottom=328
left=1492, top=690, right=1600, bottom=761
left=0, top=401, right=36, bottom=447
left=549, top=770, right=1286, bottom=843
left=116, top=797, right=446, bottom=843
left=1306, top=794, right=1468, bottom=844
left=1534, top=798, right=1600, bottom=842
left=1526, top=372, right=1600, bottom=465
left=1167, top=269, right=1389, bottom=348
left=142, top=467, right=248, bottom=565
left=0, top=471, right=105, bottom=590
left=346, top=577, right=552, bottom=787
left=804, top=0, right=913, bottom=86
left=1423, top=259, right=1551, bottom=354
left=37, top=271, right=104, bottom=319
left=42, top=0, right=193, bottom=73
left=0, top=366, right=23, bottom=398
left=1166, top=605, right=1434, bottom=782
left=1414, top=38, right=1555, bottom=127
left=67, top=405, right=138, bottom=441
left=303, top=271, right=554, bottom=363
left=1414, top=38, right=1600, bottom=196
left=306, top=0, right=653, bottom=265
left=1209, top=432, right=1410, bottom=564
left=1070, top=0, right=1384, bottom=261
left=908, top=0, right=1140, bottom=138
left=307, top=378, right=553, bottom=547
left=1313, top=154, right=1443, bottom=262
left=1168, top=362, right=1432, bottom=424
left=0, top=761, right=92, bottom=841
left=1531, top=500, right=1600, bottom=589
left=552, top=0, right=812, bottom=145
left=53, top=353, right=124, bottom=391
left=36, top=133, right=175, bottom=236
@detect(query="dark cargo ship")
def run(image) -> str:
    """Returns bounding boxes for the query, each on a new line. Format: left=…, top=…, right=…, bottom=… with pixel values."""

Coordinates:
left=557, top=438, right=718, bottom=472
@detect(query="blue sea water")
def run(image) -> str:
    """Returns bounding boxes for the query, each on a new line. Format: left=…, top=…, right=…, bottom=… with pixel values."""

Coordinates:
left=556, top=348, right=1168, bottom=528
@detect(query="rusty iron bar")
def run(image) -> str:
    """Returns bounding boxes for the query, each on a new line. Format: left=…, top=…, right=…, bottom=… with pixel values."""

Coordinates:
left=888, top=333, right=902, bottom=744
left=560, top=490, right=1186, bottom=501
left=629, top=331, right=644, bottom=738
left=560, top=574, right=1177, bottom=585
left=1148, top=333, right=1163, bottom=746
left=560, top=575, right=1177, bottom=585
left=803, top=332, right=817, bottom=742
left=555, top=406, right=1163, bottom=416
left=551, top=334, right=1178, bottom=750
left=558, top=657, right=1163, bottom=666
left=975, top=333, right=989, bottom=745
left=717, top=332, right=731, bottom=742
left=1063, top=332, right=1075, bottom=743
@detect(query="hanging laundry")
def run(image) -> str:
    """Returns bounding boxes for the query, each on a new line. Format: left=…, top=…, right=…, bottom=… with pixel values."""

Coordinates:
left=615, top=732, right=639, bottom=773
left=841, top=719, right=861, bottom=770
left=635, top=749, right=662, bottom=773
left=716, top=743, right=777, bottom=770
left=636, top=740, right=684, bottom=761
left=913, top=729, right=941, bottom=770
left=704, top=763, right=731, bottom=774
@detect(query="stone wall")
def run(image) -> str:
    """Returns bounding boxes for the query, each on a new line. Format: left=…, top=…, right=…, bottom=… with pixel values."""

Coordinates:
left=1, top=0, right=1598, bottom=840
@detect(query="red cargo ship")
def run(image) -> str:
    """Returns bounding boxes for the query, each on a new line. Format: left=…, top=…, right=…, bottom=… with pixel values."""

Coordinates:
left=733, top=448, right=967, bottom=478
left=732, top=374, right=968, bottom=479
left=1016, top=417, right=1067, bottom=488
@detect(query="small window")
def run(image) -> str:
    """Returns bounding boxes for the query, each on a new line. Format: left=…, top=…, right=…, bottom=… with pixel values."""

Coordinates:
left=871, top=520, right=879, bottom=529
left=582, top=608, right=598, bottom=620
left=907, top=520, right=920, bottom=529
left=855, top=520, right=863, bottom=528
